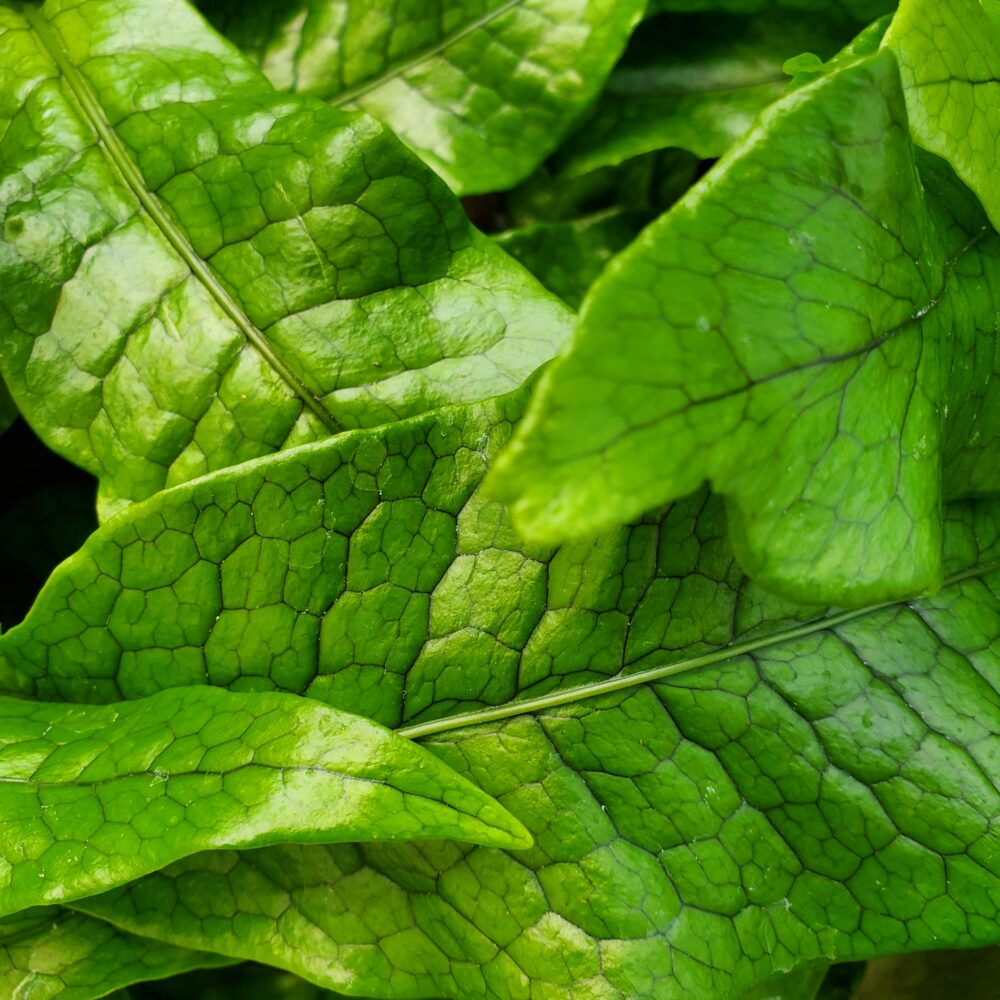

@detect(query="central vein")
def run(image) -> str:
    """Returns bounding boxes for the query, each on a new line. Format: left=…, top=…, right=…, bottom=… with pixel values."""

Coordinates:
left=397, top=560, right=1000, bottom=739
left=24, top=7, right=341, bottom=434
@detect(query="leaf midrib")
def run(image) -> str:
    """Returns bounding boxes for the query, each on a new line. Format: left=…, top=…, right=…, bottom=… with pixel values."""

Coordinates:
left=397, top=559, right=1000, bottom=739
left=23, top=7, right=341, bottom=434
left=330, top=0, right=523, bottom=107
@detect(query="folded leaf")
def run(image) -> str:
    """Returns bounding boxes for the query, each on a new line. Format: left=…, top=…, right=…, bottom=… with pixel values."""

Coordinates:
left=74, top=495, right=1000, bottom=998
left=554, top=10, right=858, bottom=171
left=0, top=0, right=569, bottom=517
left=490, top=49, right=1000, bottom=605
left=885, top=0, right=1000, bottom=229
left=0, top=906, right=231, bottom=999
left=194, top=0, right=646, bottom=195
left=0, top=685, right=530, bottom=915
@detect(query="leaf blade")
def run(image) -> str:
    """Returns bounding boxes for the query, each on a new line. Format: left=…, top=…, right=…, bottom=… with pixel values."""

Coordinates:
left=0, top=0, right=569, bottom=516
left=0, top=686, right=530, bottom=916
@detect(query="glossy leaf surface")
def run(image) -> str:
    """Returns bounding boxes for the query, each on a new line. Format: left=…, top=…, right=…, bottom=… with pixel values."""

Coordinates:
left=61, top=435, right=1000, bottom=997
left=195, top=0, right=646, bottom=195
left=0, top=685, right=529, bottom=915
left=0, top=0, right=569, bottom=517
left=4, top=381, right=1000, bottom=996
left=491, top=50, right=1000, bottom=605
left=885, top=0, right=1000, bottom=229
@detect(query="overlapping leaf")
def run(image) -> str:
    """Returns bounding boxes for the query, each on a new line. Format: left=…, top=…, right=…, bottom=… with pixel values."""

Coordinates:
left=194, top=0, right=646, bottom=194
left=0, top=685, right=529, bottom=916
left=0, top=906, right=230, bottom=999
left=491, top=49, right=1000, bottom=606
left=1, top=382, right=999, bottom=996
left=0, top=0, right=569, bottom=518
left=885, top=0, right=1000, bottom=229
left=553, top=10, right=859, bottom=172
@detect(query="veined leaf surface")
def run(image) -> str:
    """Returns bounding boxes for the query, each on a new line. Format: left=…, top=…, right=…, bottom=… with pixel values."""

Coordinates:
left=0, top=906, right=231, bottom=1000
left=0, top=0, right=569, bottom=517
left=194, top=0, right=646, bottom=195
left=554, top=10, right=860, bottom=172
left=0, top=685, right=529, bottom=915
left=490, top=49, right=1000, bottom=605
left=74, top=480, right=1000, bottom=997
left=885, top=0, right=1000, bottom=230
left=2, top=387, right=1000, bottom=997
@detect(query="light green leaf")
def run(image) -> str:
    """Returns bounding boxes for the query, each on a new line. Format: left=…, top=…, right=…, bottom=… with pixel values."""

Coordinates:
left=0, top=0, right=569, bottom=518
left=194, top=0, right=646, bottom=195
left=0, top=906, right=231, bottom=1000
left=69, top=477, right=1000, bottom=996
left=884, top=0, right=1000, bottom=228
left=554, top=10, right=859, bottom=172
left=0, top=685, right=530, bottom=916
left=0, top=390, right=764, bottom=710
left=490, top=49, right=1000, bottom=605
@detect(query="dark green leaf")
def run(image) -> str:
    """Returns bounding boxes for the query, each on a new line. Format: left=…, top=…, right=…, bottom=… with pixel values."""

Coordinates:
left=493, top=210, right=647, bottom=309
left=0, top=906, right=231, bottom=999
left=194, top=0, right=646, bottom=195
left=555, top=11, right=859, bottom=172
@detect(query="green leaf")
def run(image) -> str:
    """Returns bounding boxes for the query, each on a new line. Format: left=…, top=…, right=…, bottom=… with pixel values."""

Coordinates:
left=489, top=49, right=1000, bottom=605
left=194, top=0, right=646, bottom=195
left=0, top=906, right=231, bottom=999
left=0, top=0, right=569, bottom=517
left=4, top=377, right=1000, bottom=996
left=884, top=0, right=1000, bottom=229
left=493, top=210, right=647, bottom=309
left=0, top=685, right=530, bottom=915
left=72, top=485, right=1000, bottom=996
left=504, top=148, right=699, bottom=227
left=0, top=389, right=757, bottom=710
left=738, top=963, right=830, bottom=999
left=554, top=10, right=860, bottom=172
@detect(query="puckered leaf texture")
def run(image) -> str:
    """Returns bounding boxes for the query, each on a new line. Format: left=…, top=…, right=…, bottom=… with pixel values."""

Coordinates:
left=491, top=48, right=1000, bottom=605
left=193, top=0, right=646, bottom=195
left=0, top=0, right=569, bottom=518
left=0, top=684, right=529, bottom=916
left=0, top=388, right=998, bottom=997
